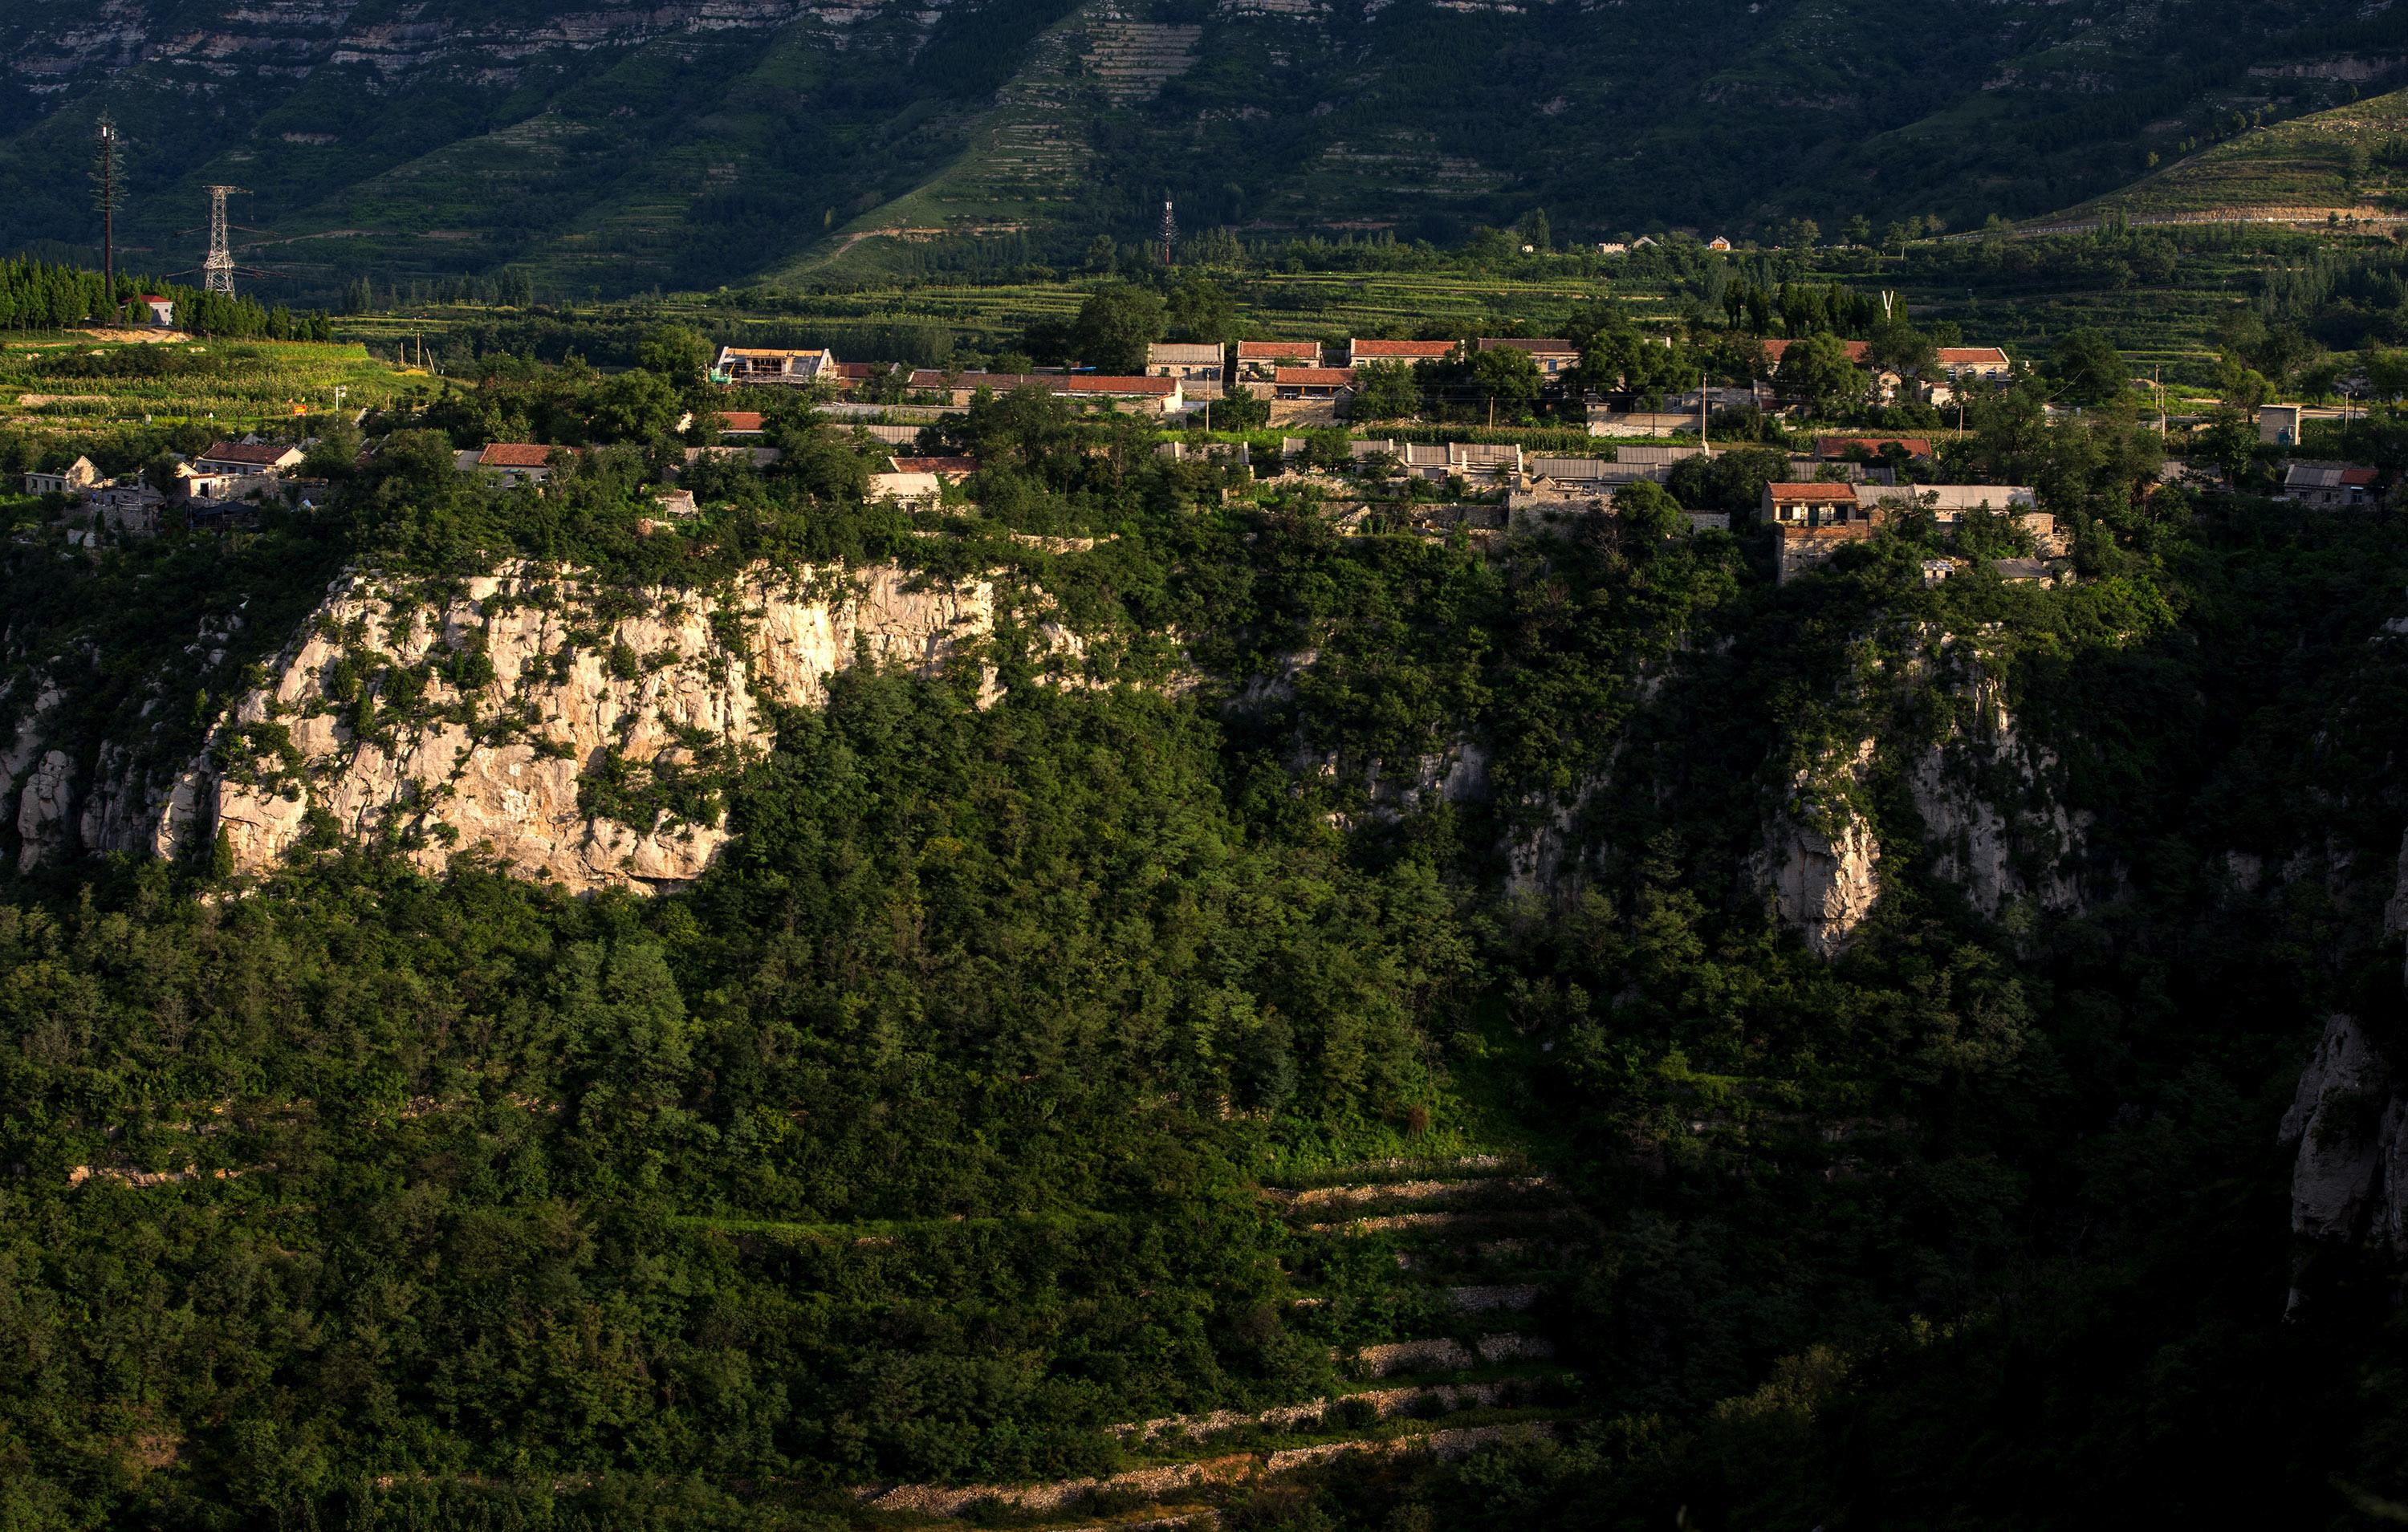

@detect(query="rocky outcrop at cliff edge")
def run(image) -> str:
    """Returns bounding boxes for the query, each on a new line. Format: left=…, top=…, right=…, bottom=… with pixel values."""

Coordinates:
left=153, top=562, right=1022, bottom=894
left=1755, top=737, right=1883, bottom=958
left=1907, top=665, right=2089, bottom=920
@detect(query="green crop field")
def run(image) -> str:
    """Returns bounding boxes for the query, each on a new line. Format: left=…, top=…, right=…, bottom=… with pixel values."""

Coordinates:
left=0, top=336, right=418, bottom=434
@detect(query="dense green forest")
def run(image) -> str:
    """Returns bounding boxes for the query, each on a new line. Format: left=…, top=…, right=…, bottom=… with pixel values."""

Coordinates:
left=4, top=325, right=2408, bottom=1531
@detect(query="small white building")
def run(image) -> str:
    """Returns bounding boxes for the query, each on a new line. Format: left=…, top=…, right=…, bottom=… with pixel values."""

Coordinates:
left=23, top=456, right=100, bottom=497
left=1145, top=343, right=1225, bottom=382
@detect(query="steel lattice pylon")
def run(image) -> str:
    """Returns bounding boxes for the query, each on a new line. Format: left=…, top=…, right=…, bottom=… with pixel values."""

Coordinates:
left=201, top=185, right=244, bottom=296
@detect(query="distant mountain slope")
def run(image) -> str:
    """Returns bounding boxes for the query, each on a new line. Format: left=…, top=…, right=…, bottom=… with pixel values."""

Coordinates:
left=2027, top=84, right=2408, bottom=231
left=3, top=0, right=2408, bottom=299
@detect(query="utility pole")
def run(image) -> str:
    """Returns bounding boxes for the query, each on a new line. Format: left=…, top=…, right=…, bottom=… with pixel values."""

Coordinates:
left=1161, top=197, right=1177, bottom=270
left=202, top=185, right=244, bottom=297
left=92, top=116, right=124, bottom=302
left=1699, top=370, right=1708, bottom=449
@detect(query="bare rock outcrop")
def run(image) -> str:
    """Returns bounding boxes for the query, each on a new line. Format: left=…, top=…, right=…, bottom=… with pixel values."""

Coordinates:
left=14, top=750, right=76, bottom=871
left=1755, top=737, right=1882, bottom=957
left=159, top=561, right=1019, bottom=894
left=2280, top=1013, right=2400, bottom=1248
left=1907, top=668, right=2087, bottom=919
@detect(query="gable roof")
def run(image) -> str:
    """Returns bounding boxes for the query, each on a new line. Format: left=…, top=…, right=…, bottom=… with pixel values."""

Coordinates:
left=713, top=411, right=766, bottom=433
left=199, top=440, right=299, bottom=465
left=1937, top=347, right=2011, bottom=367
left=1146, top=342, right=1225, bottom=364
left=478, top=443, right=559, bottom=468
left=1477, top=337, right=1577, bottom=356
left=1765, top=482, right=1861, bottom=504
left=889, top=456, right=979, bottom=476
left=1275, top=368, right=1357, bottom=386
left=1351, top=339, right=1458, bottom=361
left=2282, top=461, right=2378, bottom=490
left=1238, top=339, right=1323, bottom=360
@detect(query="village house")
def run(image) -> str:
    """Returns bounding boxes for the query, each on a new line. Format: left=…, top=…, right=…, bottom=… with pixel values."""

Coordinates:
left=653, top=488, right=698, bottom=518
left=460, top=442, right=566, bottom=487
left=905, top=371, right=1185, bottom=412
left=1709, top=237, right=1733, bottom=252
left=713, top=347, right=837, bottom=385
left=23, top=456, right=100, bottom=497
left=2276, top=461, right=2381, bottom=509
left=1273, top=367, right=1355, bottom=400
left=1477, top=337, right=1581, bottom=378
left=193, top=440, right=306, bottom=477
left=1936, top=347, right=2012, bottom=385
left=1236, top=340, right=1324, bottom=381
left=828, top=360, right=905, bottom=396
left=140, top=295, right=175, bottom=327
left=714, top=410, right=766, bottom=437
left=2258, top=404, right=2304, bottom=447
left=867, top=467, right=944, bottom=502
left=181, top=469, right=287, bottom=506
left=1762, top=482, right=1870, bottom=528
left=1346, top=339, right=1459, bottom=368
left=889, top=455, right=978, bottom=482
left=1763, top=484, right=1895, bottom=584
left=1597, top=242, right=1629, bottom=256
left=86, top=477, right=167, bottom=534
left=1853, top=483, right=2039, bottom=528
left=1145, top=343, right=1226, bottom=382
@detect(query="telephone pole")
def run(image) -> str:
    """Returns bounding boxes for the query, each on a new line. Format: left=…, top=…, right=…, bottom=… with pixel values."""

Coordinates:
left=202, top=185, right=244, bottom=297
left=91, top=116, right=124, bottom=299
left=1161, top=197, right=1177, bottom=269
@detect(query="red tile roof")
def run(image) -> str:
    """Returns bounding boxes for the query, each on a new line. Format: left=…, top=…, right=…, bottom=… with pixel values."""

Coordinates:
left=713, top=411, right=765, bottom=433
left=830, top=362, right=888, bottom=381
left=1816, top=435, right=1933, bottom=459
left=478, top=443, right=559, bottom=468
left=1351, top=339, right=1459, bottom=360
left=1276, top=368, right=1357, bottom=386
left=2344, top=466, right=2379, bottom=486
left=1766, top=482, right=1861, bottom=503
left=1938, top=347, right=2011, bottom=367
left=890, top=456, right=979, bottom=476
left=1239, top=340, right=1323, bottom=360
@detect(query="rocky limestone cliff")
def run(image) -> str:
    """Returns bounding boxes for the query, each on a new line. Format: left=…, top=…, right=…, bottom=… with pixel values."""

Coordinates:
left=1907, top=664, right=2089, bottom=920
left=1755, top=737, right=1883, bottom=959
left=126, top=560, right=1019, bottom=894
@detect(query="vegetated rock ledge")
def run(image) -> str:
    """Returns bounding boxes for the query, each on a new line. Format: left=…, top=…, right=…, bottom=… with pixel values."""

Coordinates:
left=136, top=560, right=1043, bottom=896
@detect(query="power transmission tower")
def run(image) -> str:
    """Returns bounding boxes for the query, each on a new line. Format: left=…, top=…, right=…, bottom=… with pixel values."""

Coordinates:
left=1161, top=197, right=1177, bottom=268
left=202, top=185, right=244, bottom=296
left=91, top=116, right=124, bottom=296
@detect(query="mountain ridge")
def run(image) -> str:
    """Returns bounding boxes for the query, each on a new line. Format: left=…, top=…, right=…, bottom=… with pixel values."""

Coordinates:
left=6, top=2, right=2408, bottom=298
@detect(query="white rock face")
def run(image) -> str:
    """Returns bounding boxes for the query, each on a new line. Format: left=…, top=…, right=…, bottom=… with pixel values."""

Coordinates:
left=1907, top=673, right=2085, bottom=920
left=2280, top=1013, right=2398, bottom=1246
left=1758, top=737, right=1882, bottom=957
left=161, top=562, right=1015, bottom=894
left=15, top=750, right=76, bottom=871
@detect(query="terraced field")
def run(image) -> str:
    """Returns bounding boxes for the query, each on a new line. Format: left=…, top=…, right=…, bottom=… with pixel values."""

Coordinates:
left=847, top=1154, right=1591, bottom=1526
left=2036, top=86, right=2408, bottom=228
